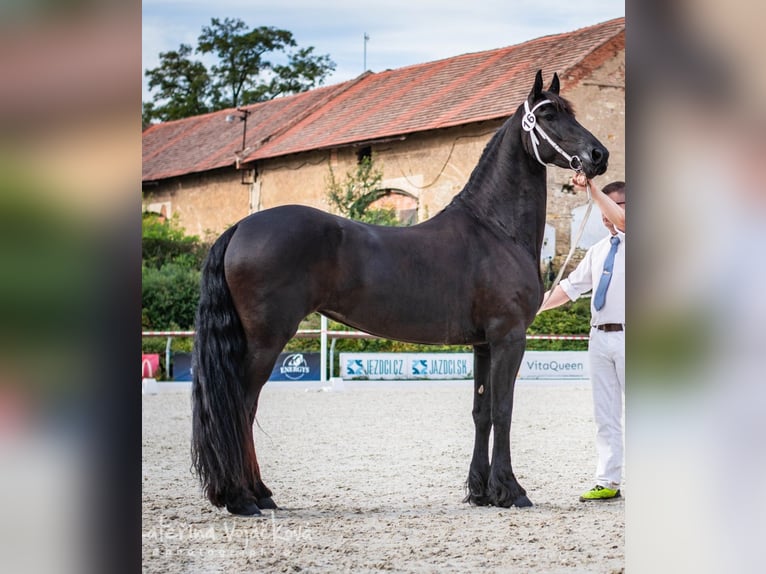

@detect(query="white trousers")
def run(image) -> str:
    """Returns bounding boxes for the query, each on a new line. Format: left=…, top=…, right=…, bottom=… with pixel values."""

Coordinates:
left=588, top=328, right=625, bottom=488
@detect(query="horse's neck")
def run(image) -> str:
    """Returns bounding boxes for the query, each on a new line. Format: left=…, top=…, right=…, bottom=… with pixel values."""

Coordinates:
left=454, top=120, right=547, bottom=260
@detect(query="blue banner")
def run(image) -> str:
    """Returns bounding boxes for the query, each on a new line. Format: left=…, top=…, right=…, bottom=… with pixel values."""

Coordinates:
left=172, top=352, right=193, bottom=381
left=268, top=352, right=322, bottom=382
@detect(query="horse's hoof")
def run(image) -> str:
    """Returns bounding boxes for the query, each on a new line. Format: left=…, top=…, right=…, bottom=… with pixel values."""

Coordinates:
left=513, top=494, right=533, bottom=508
left=226, top=501, right=262, bottom=516
left=463, top=493, right=491, bottom=506
left=257, top=497, right=278, bottom=510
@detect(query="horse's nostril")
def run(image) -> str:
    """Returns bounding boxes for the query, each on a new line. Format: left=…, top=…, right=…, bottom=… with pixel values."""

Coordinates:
left=592, top=148, right=603, bottom=162
left=591, top=147, right=609, bottom=165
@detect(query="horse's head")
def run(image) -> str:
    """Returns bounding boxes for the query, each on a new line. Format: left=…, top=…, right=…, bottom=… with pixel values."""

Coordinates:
left=521, top=70, right=609, bottom=178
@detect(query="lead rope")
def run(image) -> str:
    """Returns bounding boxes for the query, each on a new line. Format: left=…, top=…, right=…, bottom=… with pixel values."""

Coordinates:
left=521, top=99, right=594, bottom=308
left=541, top=182, right=592, bottom=308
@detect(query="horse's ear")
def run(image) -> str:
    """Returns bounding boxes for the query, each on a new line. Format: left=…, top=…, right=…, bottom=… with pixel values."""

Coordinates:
left=548, top=73, right=560, bottom=95
left=530, top=69, right=543, bottom=100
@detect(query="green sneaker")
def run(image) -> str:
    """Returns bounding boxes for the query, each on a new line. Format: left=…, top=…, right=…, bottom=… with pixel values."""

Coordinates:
left=579, top=485, right=621, bottom=501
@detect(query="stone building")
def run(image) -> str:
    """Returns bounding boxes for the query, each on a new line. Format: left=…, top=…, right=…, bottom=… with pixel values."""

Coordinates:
left=142, top=17, right=624, bottom=265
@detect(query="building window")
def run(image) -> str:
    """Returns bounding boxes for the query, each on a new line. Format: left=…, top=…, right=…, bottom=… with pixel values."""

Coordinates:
left=356, top=146, right=372, bottom=164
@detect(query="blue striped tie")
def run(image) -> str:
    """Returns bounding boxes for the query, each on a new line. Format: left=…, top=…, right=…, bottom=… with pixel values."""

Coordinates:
left=593, top=235, right=620, bottom=311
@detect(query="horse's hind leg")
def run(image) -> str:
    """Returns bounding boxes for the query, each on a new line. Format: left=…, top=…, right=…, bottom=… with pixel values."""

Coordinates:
left=241, top=342, right=286, bottom=512
left=465, top=344, right=492, bottom=505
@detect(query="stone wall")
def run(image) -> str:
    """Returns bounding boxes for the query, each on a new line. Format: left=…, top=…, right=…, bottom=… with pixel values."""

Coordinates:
left=142, top=168, right=250, bottom=239
left=251, top=122, right=505, bottom=223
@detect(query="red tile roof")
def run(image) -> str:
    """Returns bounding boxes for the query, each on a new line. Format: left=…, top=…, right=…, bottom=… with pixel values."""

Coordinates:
left=143, top=17, right=624, bottom=182
left=142, top=81, right=356, bottom=181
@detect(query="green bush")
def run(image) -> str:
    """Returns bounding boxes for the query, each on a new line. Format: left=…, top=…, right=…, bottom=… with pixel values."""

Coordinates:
left=526, top=296, right=591, bottom=350
left=141, top=263, right=201, bottom=330
left=142, top=212, right=207, bottom=269
left=141, top=211, right=209, bottom=333
left=141, top=212, right=209, bottom=378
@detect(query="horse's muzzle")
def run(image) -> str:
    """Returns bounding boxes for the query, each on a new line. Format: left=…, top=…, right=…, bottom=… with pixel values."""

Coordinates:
left=585, top=145, right=609, bottom=177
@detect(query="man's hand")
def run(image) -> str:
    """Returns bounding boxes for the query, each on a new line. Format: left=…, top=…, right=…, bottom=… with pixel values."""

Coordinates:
left=572, top=172, right=589, bottom=190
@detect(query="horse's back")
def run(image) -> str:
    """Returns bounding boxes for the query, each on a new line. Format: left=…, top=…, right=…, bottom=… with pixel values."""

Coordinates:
left=233, top=204, right=342, bottom=241
left=225, top=205, right=342, bottom=268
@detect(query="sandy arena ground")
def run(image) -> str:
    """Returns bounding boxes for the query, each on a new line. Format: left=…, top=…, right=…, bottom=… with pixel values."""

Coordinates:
left=142, top=380, right=624, bottom=573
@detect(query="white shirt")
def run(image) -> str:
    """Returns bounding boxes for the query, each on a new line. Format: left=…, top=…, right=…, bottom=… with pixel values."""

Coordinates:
left=560, top=229, right=625, bottom=326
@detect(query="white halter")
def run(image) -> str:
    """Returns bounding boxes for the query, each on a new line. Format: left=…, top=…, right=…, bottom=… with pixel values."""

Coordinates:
left=522, top=99, right=583, bottom=172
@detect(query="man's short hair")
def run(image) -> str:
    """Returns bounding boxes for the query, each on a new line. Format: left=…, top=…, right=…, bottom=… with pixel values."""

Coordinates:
left=602, top=181, right=625, bottom=195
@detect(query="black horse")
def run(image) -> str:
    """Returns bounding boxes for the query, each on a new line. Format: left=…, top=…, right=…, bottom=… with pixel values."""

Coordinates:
left=192, top=70, right=609, bottom=516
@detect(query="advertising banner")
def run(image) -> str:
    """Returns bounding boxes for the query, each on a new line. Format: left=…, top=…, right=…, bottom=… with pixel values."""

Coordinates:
left=268, top=352, right=322, bottom=382
left=340, top=353, right=473, bottom=380
left=339, top=351, right=587, bottom=380
left=172, top=352, right=193, bottom=381
left=518, top=351, right=588, bottom=379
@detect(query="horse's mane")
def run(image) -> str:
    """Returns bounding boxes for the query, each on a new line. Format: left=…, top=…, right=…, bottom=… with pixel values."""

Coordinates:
left=440, top=90, right=574, bottom=228
left=439, top=91, right=570, bottom=246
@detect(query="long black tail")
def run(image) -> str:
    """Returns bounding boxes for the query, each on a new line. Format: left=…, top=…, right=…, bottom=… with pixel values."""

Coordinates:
left=191, top=224, right=254, bottom=508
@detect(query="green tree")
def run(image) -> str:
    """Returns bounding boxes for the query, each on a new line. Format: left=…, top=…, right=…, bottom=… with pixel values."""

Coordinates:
left=264, top=46, right=337, bottom=100
left=143, top=18, right=335, bottom=123
left=143, top=44, right=212, bottom=124
left=326, top=155, right=400, bottom=226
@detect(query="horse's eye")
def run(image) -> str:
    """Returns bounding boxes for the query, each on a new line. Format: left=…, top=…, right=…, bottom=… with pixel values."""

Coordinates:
left=542, top=112, right=556, bottom=121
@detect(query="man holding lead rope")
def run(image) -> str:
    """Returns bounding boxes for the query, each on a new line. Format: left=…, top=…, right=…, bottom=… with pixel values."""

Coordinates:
left=538, top=173, right=626, bottom=501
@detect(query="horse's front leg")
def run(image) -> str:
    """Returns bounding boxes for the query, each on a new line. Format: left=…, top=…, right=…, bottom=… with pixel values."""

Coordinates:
left=487, top=336, right=533, bottom=508
left=465, top=344, right=492, bottom=505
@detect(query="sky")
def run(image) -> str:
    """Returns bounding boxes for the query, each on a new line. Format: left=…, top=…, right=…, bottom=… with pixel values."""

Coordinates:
left=142, top=0, right=624, bottom=103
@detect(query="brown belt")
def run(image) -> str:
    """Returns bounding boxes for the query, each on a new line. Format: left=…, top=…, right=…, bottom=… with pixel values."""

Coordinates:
left=594, top=323, right=624, bottom=332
